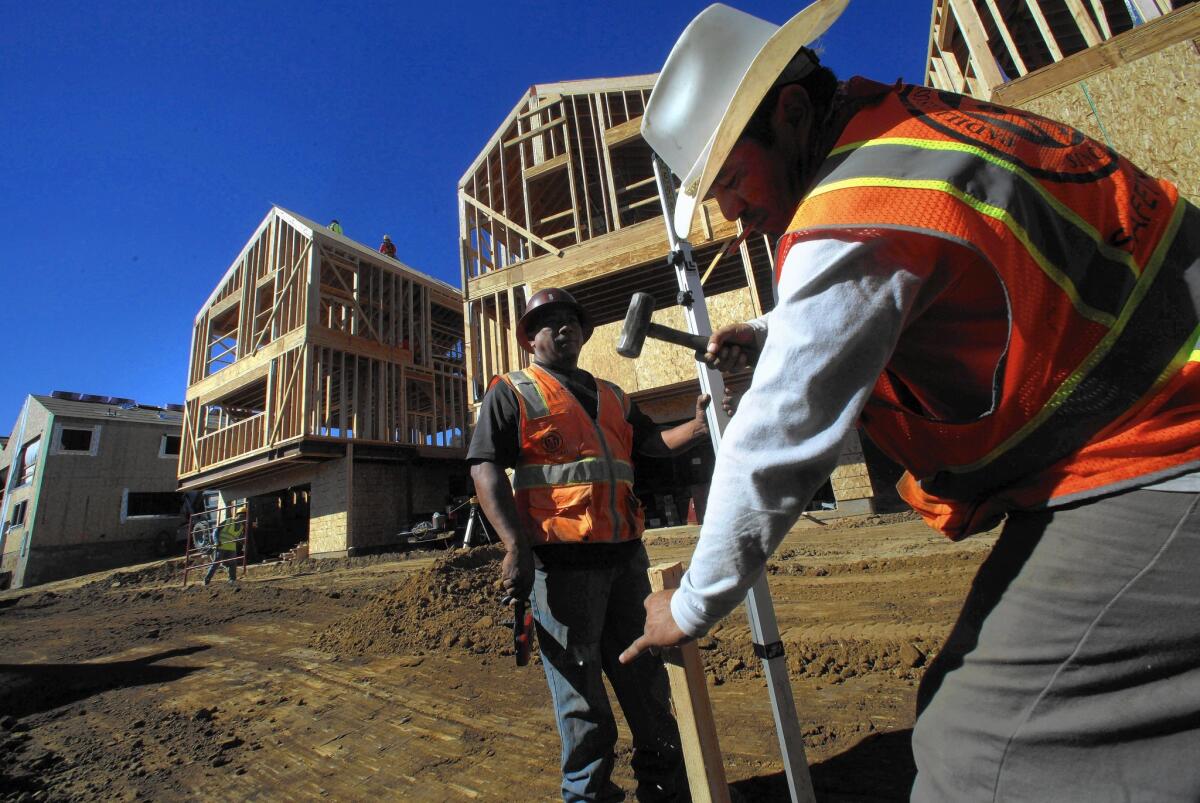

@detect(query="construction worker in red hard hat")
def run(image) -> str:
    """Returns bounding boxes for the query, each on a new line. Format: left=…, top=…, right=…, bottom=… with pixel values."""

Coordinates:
left=467, top=286, right=709, bottom=801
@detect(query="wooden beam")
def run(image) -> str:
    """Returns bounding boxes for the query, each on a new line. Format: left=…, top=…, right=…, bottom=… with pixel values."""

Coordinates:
left=939, top=48, right=968, bottom=92
left=1063, top=0, right=1103, bottom=46
left=604, top=115, right=644, bottom=148
left=523, top=152, right=568, bottom=181
left=1023, top=0, right=1065, bottom=61
left=993, top=4, right=1200, bottom=105
left=466, top=200, right=738, bottom=298
left=983, top=0, right=1029, bottom=75
left=1087, top=0, right=1113, bottom=39
left=503, top=116, right=565, bottom=148
left=460, top=191, right=563, bottom=259
left=948, top=0, right=1006, bottom=96
left=648, top=562, right=730, bottom=803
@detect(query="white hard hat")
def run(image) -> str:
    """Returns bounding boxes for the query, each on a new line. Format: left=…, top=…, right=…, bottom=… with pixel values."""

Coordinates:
left=642, top=1, right=849, bottom=239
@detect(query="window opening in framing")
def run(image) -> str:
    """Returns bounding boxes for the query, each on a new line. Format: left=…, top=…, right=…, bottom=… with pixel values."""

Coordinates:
left=206, top=305, right=240, bottom=376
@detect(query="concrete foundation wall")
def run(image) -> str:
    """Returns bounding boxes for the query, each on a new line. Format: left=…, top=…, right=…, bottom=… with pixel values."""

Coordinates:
left=350, top=461, right=407, bottom=550
left=308, top=459, right=350, bottom=556
left=20, top=538, right=168, bottom=586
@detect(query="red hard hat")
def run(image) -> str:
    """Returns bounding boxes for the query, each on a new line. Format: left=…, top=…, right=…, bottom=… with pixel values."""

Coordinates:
left=517, top=287, right=593, bottom=352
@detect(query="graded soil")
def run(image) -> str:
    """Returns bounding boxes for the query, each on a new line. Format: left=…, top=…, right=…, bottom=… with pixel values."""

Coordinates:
left=0, top=515, right=995, bottom=801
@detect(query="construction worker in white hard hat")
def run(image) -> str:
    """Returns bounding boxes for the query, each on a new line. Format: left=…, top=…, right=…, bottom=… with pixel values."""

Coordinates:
left=621, top=2, right=1200, bottom=800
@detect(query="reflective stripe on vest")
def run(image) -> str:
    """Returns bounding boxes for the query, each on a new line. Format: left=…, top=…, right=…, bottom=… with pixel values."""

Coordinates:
left=512, top=457, right=635, bottom=489
left=506, top=370, right=551, bottom=419
left=778, top=80, right=1200, bottom=536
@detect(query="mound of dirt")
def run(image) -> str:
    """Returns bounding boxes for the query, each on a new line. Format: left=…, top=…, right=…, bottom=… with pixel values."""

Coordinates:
left=310, top=546, right=526, bottom=664
left=696, top=620, right=935, bottom=687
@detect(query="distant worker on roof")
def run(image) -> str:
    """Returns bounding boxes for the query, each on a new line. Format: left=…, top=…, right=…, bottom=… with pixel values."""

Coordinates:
left=468, top=287, right=710, bottom=802
left=328, top=219, right=343, bottom=234
left=378, top=234, right=396, bottom=258
left=622, top=2, right=1200, bottom=800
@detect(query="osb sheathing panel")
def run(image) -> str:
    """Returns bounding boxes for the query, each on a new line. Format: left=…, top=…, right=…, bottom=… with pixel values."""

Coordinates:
left=576, top=288, right=758, bottom=393
left=1016, top=40, right=1200, bottom=204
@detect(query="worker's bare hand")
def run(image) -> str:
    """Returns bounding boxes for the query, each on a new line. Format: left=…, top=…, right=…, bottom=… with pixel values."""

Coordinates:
left=619, top=589, right=692, bottom=664
left=692, top=394, right=711, bottom=437
left=704, top=323, right=758, bottom=372
left=722, top=388, right=740, bottom=417
left=500, top=546, right=533, bottom=602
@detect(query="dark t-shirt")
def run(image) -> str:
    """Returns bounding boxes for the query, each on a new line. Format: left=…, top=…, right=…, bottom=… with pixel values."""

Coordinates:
left=467, top=362, right=662, bottom=568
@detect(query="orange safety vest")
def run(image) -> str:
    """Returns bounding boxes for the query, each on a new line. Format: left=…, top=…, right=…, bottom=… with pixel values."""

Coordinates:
left=495, top=364, right=644, bottom=545
left=777, top=79, right=1200, bottom=539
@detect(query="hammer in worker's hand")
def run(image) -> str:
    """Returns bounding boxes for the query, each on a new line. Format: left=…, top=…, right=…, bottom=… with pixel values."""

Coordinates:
left=617, top=292, right=710, bottom=361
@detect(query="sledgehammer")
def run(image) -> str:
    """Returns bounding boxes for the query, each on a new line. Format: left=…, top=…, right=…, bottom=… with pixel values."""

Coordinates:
left=617, top=292, right=709, bottom=360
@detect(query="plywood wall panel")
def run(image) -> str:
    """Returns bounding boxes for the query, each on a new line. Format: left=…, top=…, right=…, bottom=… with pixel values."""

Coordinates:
left=1016, top=40, right=1200, bottom=203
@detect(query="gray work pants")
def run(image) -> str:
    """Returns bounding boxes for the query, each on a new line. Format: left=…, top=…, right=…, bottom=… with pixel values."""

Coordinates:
left=912, top=488, right=1200, bottom=802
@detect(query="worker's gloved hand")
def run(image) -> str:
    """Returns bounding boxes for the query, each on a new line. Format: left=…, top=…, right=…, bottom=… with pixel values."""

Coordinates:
left=703, top=322, right=758, bottom=372
left=500, top=544, right=534, bottom=603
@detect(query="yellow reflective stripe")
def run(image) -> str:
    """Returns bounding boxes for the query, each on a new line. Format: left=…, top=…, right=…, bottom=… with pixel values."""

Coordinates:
left=808, top=175, right=1118, bottom=328
left=509, top=370, right=550, bottom=419
left=950, top=200, right=1188, bottom=474
left=513, top=458, right=635, bottom=489
left=831, top=137, right=1142, bottom=280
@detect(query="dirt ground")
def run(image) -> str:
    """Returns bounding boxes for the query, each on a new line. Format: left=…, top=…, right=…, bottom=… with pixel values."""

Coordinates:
left=0, top=514, right=996, bottom=802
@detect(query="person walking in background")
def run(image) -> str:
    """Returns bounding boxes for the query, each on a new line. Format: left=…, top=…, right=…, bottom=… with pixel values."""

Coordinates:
left=204, top=510, right=242, bottom=585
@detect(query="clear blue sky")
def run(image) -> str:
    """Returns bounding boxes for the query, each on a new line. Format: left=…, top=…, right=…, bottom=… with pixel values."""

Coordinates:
left=0, top=0, right=932, bottom=431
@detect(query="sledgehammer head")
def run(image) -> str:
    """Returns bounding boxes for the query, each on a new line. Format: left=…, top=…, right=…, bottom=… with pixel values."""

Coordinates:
left=617, top=292, right=655, bottom=358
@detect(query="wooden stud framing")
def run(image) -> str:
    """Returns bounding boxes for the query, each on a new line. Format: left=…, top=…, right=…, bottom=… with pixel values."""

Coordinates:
left=181, top=207, right=467, bottom=482
left=923, top=0, right=1169, bottom=100
left=457, top=77, right=776, bottom=423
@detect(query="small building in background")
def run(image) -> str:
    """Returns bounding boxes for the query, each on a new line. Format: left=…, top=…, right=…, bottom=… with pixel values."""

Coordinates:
left=178, top=207, right=469, bottom=559
left=0, top=393, right=186, bottom=589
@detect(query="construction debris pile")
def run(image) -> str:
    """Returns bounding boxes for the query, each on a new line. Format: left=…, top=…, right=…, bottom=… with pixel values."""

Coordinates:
left=310, top=545, right=528, bottom=663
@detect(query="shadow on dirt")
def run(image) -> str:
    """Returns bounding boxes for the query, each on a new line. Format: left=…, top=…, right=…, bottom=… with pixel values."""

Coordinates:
left=0, top=645, right=211, bottom=718
left=730, top=730, right=916, bottom=801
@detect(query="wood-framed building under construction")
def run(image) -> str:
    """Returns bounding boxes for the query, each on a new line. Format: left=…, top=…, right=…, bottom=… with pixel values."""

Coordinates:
left=925, top=0, right=1198, bottom=201
left=180, top=207, right=468, bottom=558
left=458, top=77, right=888, bottom=524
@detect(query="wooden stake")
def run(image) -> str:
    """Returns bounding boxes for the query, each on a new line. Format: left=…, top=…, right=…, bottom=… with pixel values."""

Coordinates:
left=648, top=562, right=731, bottom=803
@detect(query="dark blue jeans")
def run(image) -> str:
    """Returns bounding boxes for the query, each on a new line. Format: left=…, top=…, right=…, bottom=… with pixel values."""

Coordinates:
left=531, top=542, right=685, bottom=802
left=204, top=550, right=236, bottom=584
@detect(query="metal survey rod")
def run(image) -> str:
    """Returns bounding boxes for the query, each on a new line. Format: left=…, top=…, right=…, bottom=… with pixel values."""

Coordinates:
left=652, top=154, right=815, bottom=803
